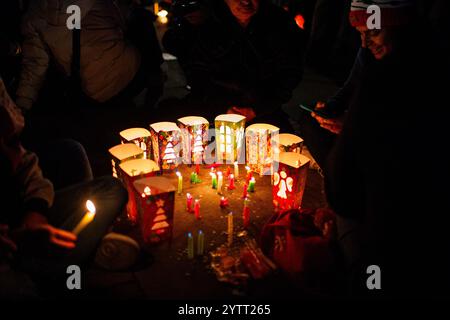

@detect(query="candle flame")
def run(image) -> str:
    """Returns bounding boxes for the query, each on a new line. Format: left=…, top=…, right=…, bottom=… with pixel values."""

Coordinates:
left=144, top=186, right=151, bottom=196
left=245, top=166, right=250, bottom=171
left=157, top=9, right=168, bottom=18
left=86, top=200, right=96, bottom=213
left=250, top=177, right=256, bottom=182
left=230, top=174, right=234, bottom=178
left=217, top=171, right=222, bottom=176
left=176, top=171, right=181, bottom=177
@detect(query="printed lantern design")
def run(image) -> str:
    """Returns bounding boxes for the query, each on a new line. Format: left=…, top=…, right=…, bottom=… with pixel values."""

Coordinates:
left=245, top=123, right=280, bottom=175
left=177, top=116, right=209, bottom=165
left=278, top=133, right=304, bottom=154
left=273, top=152, right=310, bottom=212
left=149, top=122, right=182, bottom=171
left=119, top=159, right=159, bottom=223
left=215, top=114, right=246, bottom=163
left=133, top=176, right=176, bottom=246
left=120, top=128, right=152, bottom=159
left=108, top=143, right=144, bottom=178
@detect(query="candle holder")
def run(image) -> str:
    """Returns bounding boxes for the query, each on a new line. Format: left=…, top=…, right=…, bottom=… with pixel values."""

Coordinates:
left=119, top=159, right=159, bottom=223
left=245, top=123, right=280, bottom=176
left=133, top=176, right=176, bottom=246
left=278, top=133, right=304, bottom=154
left=177, top=116, right=209, bottom=165
left=214, top=114, right=246, bottom=164
left=150, top=122, right=182, bottom=172
left=109, top=143, right=144, bottom=179
left=120, top=128, right=152, bottom=159
left=273, top=152, right=310, bottom=212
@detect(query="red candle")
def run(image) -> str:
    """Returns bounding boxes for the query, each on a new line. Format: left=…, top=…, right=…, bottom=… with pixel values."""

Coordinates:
left=186, top=193, right=193, bottom=213
left=225, top=166, right=231, bottom=178
left=245, top=166, right=252, bottom=183
left=220, top=196, right=229, bottom=208
left=242, top=182, right=248, bottom=199
left=194, top=199, right=201, bottom=220
left=195, top=163, right=200, bottom=175
left=228, top=174, right=236, bottom=190
left=243, top=198, right=250, bottom=229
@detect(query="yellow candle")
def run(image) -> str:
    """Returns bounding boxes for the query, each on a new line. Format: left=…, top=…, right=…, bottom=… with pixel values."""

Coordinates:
left=217, top=171, right=223, bottom=194
left=227, top=212, right=233, bottom=247
left=176, top=171, right=182, bottom=195
left=73, top=200, right=96, bottom=236
left=234, top=161, right=239, bottom=178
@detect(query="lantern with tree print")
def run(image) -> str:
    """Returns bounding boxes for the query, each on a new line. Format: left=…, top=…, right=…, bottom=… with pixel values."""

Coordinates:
left=214, top=114, right=246, bottom=164
left=278, top=133, right=304, bottom=154
left=149, top=122, right=182, bottom=172
left=245, top=123, right=279, bottom=175
left=119, top=159, right=159, bottom=223
left=177, top=116, right=209, bottom=165
left=273, top=152, right=310, bottom=212
left=109, top=143, right=144, bottom=179
left=133, top=176, right=176, bottom=246
left=120, top=128, right=152, bottom=159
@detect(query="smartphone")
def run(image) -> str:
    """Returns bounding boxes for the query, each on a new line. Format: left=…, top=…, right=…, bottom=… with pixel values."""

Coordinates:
left=299, top=104, right=334, bottom=119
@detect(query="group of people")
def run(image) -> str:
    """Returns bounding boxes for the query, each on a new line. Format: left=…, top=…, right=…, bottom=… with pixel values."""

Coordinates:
left=1, top=0, right=450, bottom=299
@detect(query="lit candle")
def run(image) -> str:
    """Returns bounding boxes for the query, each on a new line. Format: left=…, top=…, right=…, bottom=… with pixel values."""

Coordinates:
left=245, top=166, right=252, bottom=183
left=219, top=196, right=229, bottom=208
left=234, top=161, right=239, bottom=179
left=247, top=177, right=256, bottom=192
left=197, top=230, right=205, bottom=256
left=195, top=163, right=200, bottom=175
left=211, top=172, right=217, bottom=189
left=217, top=171, right=223, bottom=194
left=243, top=198, right=250, bottom=229
left=190, top=172, right=196, bottom=184
left=194, top=199, right=201, bottom=220
left=187, top=232, right=194, bottom=259
left=176, top=171, right=182, bottom=195
left=227, top=212, right=233, bottom=247
left=242, top=182, right=248, bottom=199
left=153, top=1, right=159, bottom=14
left=228, top=174, right=236, bottom=190
left=186, top=193, right=193, bottom=213
left=73, top=200, right=96, bottom=236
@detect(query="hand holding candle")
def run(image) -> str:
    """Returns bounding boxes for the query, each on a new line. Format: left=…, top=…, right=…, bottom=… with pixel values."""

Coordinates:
left=73, top=200, right=96, bottom=236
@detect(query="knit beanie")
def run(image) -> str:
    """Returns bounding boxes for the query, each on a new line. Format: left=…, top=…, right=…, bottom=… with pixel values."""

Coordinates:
left=349, top=0, right=415, bottom=27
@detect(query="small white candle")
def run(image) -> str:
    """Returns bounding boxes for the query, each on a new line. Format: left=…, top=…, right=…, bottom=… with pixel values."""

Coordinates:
left=73, top=200, right=96, bottom=236
left=234, top=161, right=239, bottom=178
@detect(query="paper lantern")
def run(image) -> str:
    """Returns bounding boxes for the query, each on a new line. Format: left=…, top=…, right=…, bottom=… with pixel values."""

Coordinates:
left=273, top=152, right=310, bottom=212
left=177, top=116, right=209, bottom=165
left=149, top=122, right=182, bottom=172
left=120, top=128, right=152, bottom=159
left=119, top=159, right=159, bottom=223
left=245, top=123, right=280, bottom=175
left=133, top=176, right=176, bottom=246
left=278, top=133, right=304, bottom=154
left=214, top=114, right=246, bottom=163
left=109, top=143, right=144, bottom=178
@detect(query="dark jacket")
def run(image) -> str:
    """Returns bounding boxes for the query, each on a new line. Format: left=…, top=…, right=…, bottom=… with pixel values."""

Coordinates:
left=163, top=0, right=306, bottom=117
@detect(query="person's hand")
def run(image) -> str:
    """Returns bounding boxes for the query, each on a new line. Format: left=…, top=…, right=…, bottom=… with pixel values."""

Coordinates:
left=227, top=106, right=256, bottom=122
left=311, top=101, right=344, bottom=135
left=0, top=225, right=17, bottom=260
left=12, top=212, right=77, bottom=252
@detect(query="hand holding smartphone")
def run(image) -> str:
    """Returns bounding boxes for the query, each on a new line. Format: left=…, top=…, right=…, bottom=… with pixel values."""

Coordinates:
left=299, top=104, right=334, bottom=119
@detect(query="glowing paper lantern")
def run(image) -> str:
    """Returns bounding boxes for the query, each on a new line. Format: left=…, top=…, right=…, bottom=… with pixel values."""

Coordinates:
left=177, top=116, right=209, bottom=165
left=109, top=143, right=144, bottom=178
left=133, top=176, right=176, bottom=246
left=245, top=123, right=279, bottom=175
left=273, top=152, right=310, bottom=212
left=149, top=122, right=182, bottom=172
left=278, top=133, right=304, bottom=154
left=119, top=159, right=159, bottom=223
left=120, top=128, right=152, bottom=159
left=214, top=114, right=246, bottom=164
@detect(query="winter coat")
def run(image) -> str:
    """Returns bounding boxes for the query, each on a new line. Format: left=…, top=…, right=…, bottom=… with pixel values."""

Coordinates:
left=16, top=0, right=140, bottom=111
